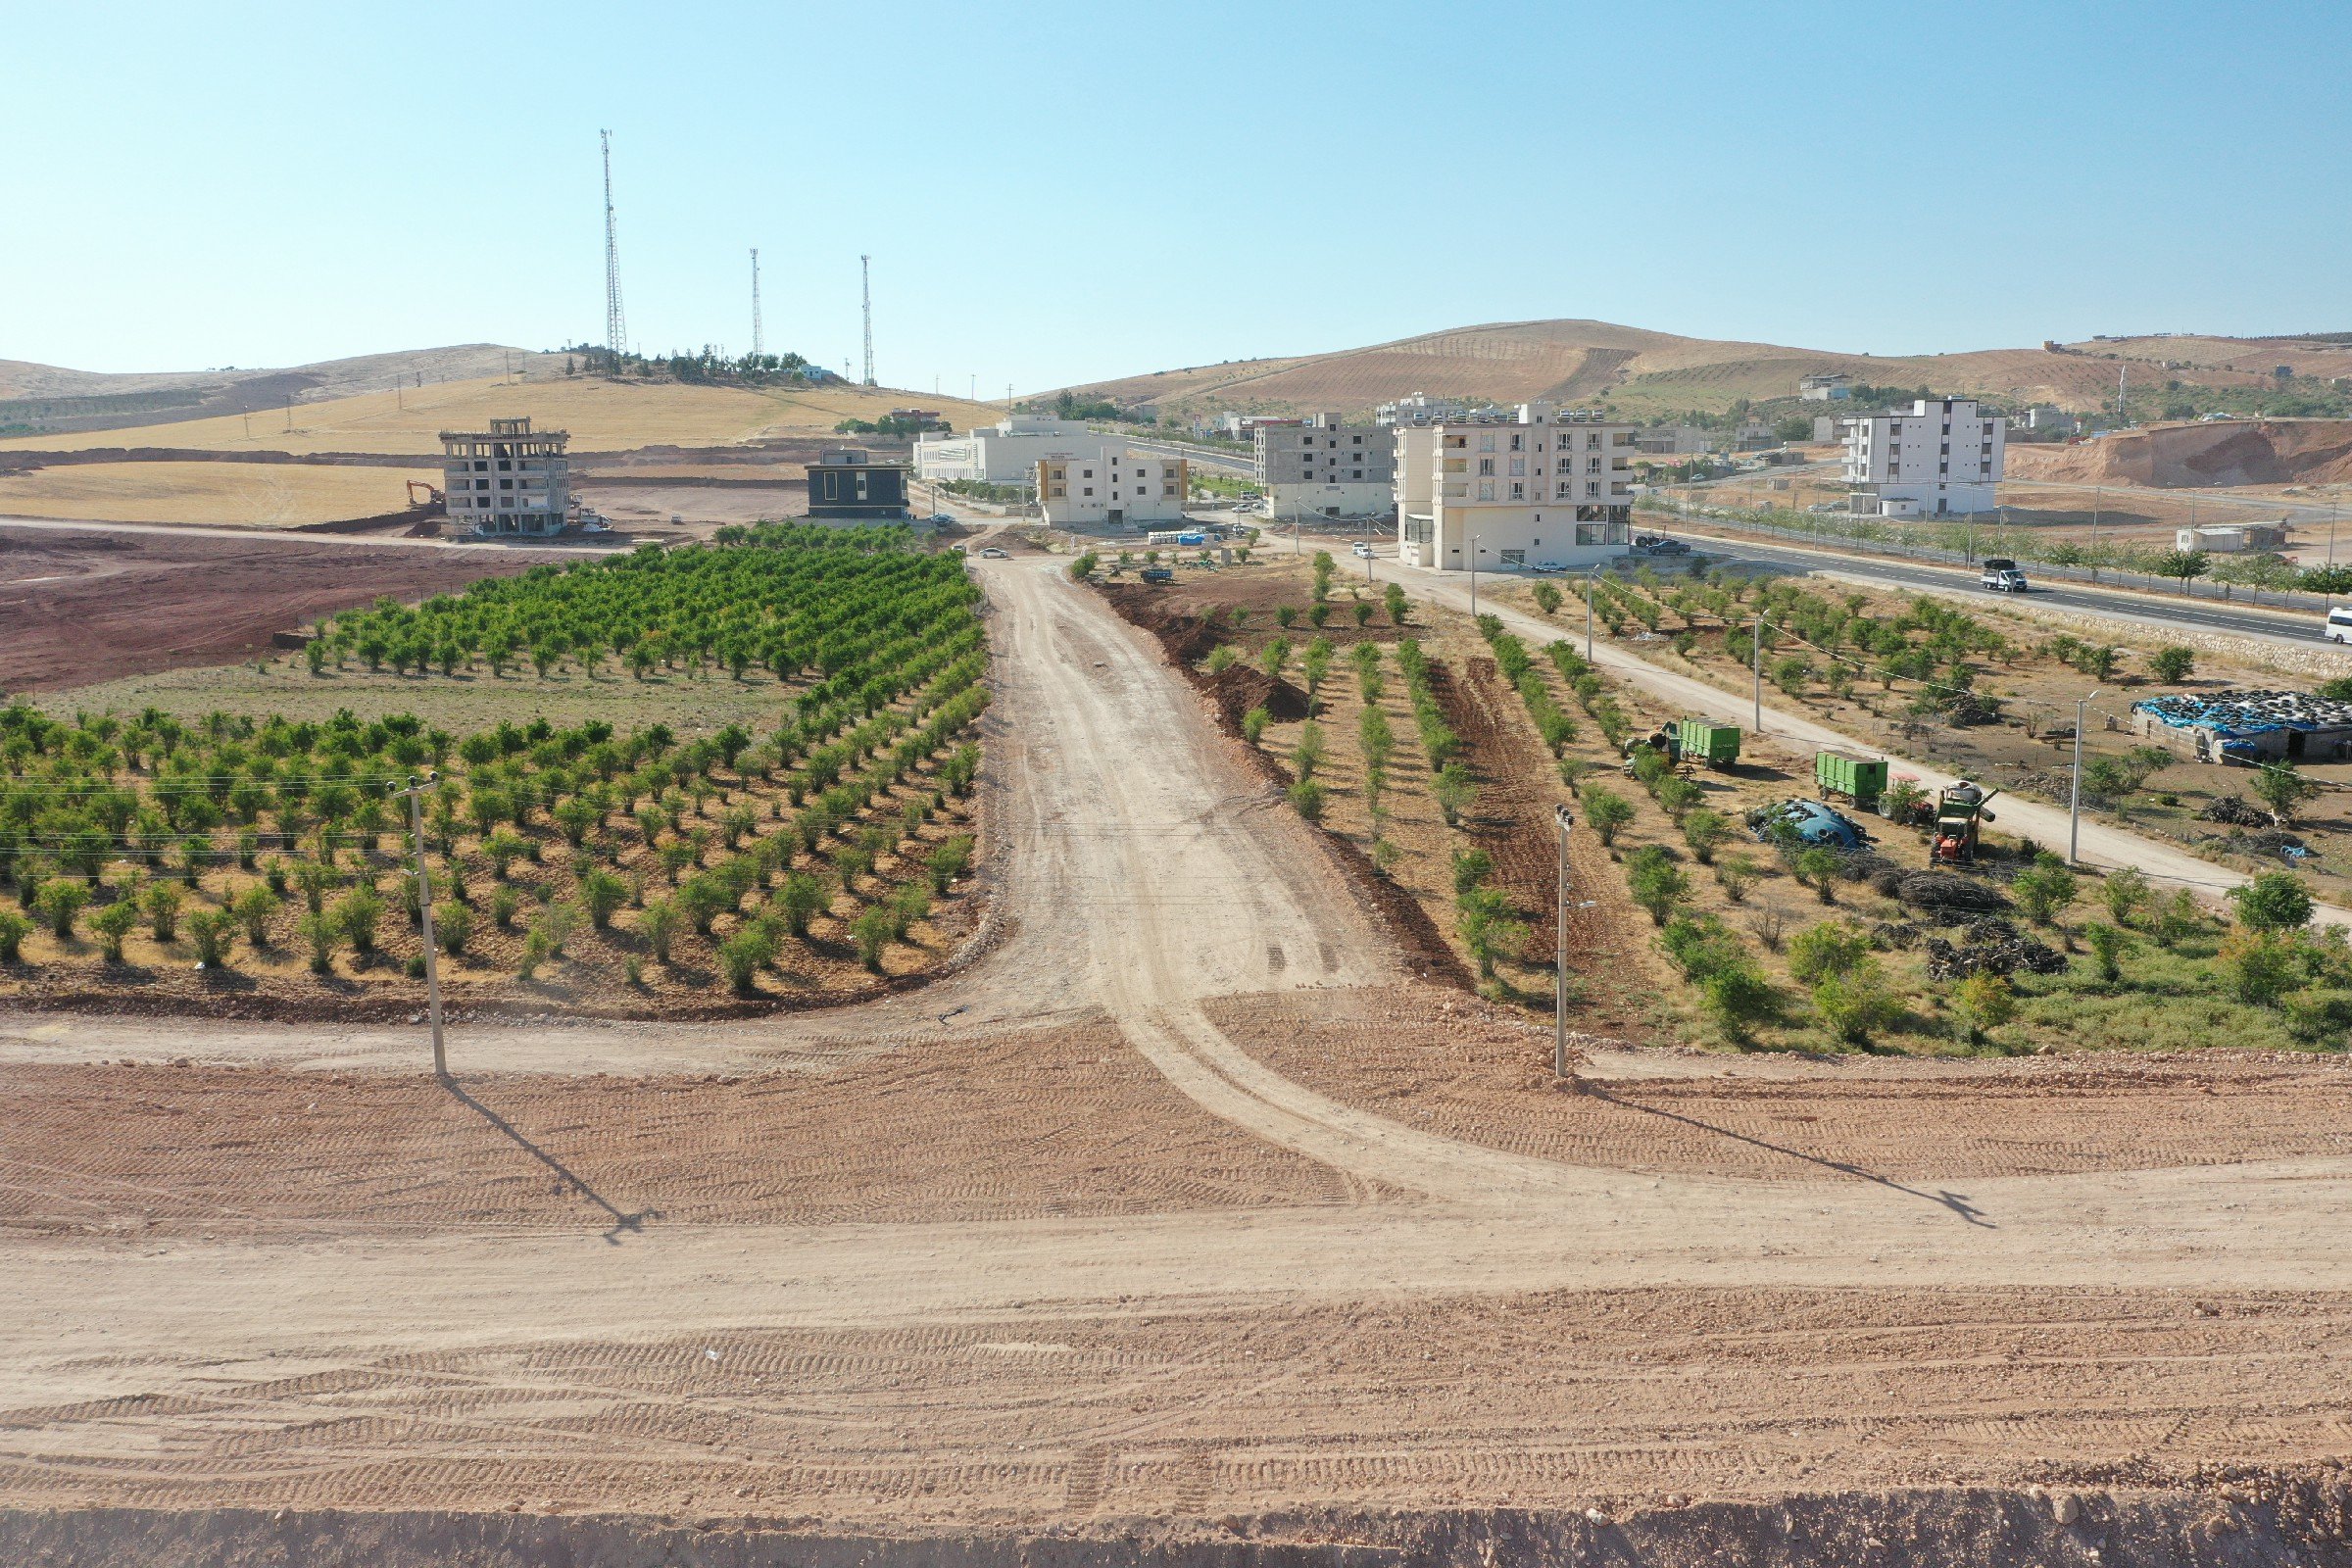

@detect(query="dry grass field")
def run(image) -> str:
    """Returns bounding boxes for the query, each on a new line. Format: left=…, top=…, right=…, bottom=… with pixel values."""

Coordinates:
left=0, top=375, right=1003, bottom=456
left=0, top=461, right=417, bottom=524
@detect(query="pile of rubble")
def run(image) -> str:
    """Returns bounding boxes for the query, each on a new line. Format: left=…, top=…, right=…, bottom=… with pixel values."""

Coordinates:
left=1890, top=870, right=2014, bottom=918
left=1923, top=917, right=2068, bottom=981
left=2200, top=794, right=2273, bottom=827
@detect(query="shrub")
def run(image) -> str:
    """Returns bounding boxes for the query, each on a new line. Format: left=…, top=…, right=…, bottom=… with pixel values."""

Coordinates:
left=2252, top=761, right=2319, bottom=825
left=0, top=908, right=32, bottom=963
left=2230, top=869, right=2313, bottom=932
left=334, top=886, right=386, bottom=956
left=1371, top=838, right=1402, bottom=875
left=718, top=926, right=777, bottom=994
left=1432, top=761, right=1477, bottom=827
left=1681, top=808, right=1731, bottom=864
left=2083, top=920, right=2130, bottom=984
left=2219, top=928, right=2299, bottom=1006
left=1582, top=787, right=1634, bottom=846
left=1812, top=962, right=1897, bottom=1046
left=888, top=882, right=930, bottom=940
left=490, top=884, right=521, bottom=931
left=1455, top=889, right=1527, bottom=980
left=89, top=900, right=139, bottom=961
left=517, top=922, right=557, bottom=980
left=1292, top=720, right=1326, bottom=780
left=1068, top=551, right=1098, bottom=580
left=1791, top=847, right=1842, bottom=903
left=2149, top=645, right=2195, bottom=684
left=435, top=900, right=473, bottom=956
left=2283, top=988, right=2352, bottom=1045
left=1532, top=581, right=1563, bottom=615
left=851, top=905, right=894, bottom=971
left=2101, top=865, right=2152, bottom=928
left=1451, top=849, right=1494, bottom=896
left=2011, top=858, right=2080, bottom=926
left=231, top=886, right=278, bottom=948
left=1702, top=963, right=1778, bottom=1043
left=1625, top=846, right=1690, bottom=926
left=1383, top=581, right=1409, bottom=624
left=1653, top=776, right=1703, bottom=821
left=639, top=895, right=683, bottom=961
left=1714, top=854, right=1757, bottom=903
left=1952, top=971, right=2016, bottom=1046
left=35, top=880, right=88, bottom=940
left=296, top=910, right=338, bottom=973
left=1287, top=779, right=1326, bottom=821
left=1204, top=645, right=1238, bottom=675
left=1242, top=706, right=1270, bottom=745
left=186, top=907, right=237, bottom=968
left=579, top=867, right=629, bottom=929
left=1788, top=920, right=1871, bottom=985
left=926, top=835, right=975, bottom=895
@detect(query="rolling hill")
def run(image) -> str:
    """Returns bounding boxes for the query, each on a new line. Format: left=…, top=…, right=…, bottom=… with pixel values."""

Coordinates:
left=1056, top=320, right=2352, bottom=422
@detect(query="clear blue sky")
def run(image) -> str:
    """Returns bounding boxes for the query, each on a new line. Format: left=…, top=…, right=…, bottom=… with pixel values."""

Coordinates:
left=6, top=1, right=2348, bottom=394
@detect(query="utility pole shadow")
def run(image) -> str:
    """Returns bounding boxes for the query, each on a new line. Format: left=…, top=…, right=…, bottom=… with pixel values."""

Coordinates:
left=1589, top=1087, right=1994, bottom=1228
left=440, top=1078, right=659, bottom=1245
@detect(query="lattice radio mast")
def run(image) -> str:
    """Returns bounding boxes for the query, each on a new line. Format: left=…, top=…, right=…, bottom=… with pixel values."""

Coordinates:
left=859, top=254, right=875, bottom=386
left=750, top=248, right=763, bottom=359
left=600, top=129, right=627, bottom=368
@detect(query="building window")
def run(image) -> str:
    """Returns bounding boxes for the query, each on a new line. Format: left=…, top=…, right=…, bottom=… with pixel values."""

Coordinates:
left=1083, top=487, right=1095, bottom=496
left=1508, top=458, right=1526, bottom=476
left=1350, top=469, right=1362, bottom=479
left=1586, top=433, right=1600, bottom=449
left=1587, top=481, right=1599, bottom=498
left=1508, top=434, right=1524, bottom=452
left=1478, top=482, right=1494, bottom=501
left=1500, top=549, right=1526, bottom=566
left=1510, top=483, right=1525, bottom=500
left=1082, top=468, right=1094, bottom=478
left=1478, top=458, right=1494, bottom=475
left=1050, top=486, right=1065, bottom=497
left=1557, top=481, right=1572, bottom=498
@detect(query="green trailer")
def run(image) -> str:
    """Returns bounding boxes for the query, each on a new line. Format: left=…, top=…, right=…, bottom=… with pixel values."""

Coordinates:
left=1674, top=716, right=1742, bottom=769
left=1815, top=750, right=1889, bottom=807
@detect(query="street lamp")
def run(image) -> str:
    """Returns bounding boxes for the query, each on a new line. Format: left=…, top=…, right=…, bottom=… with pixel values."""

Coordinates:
left=388, top=774, right=448, bottom=1080
left=2069, top=688, right=2100, bottom=866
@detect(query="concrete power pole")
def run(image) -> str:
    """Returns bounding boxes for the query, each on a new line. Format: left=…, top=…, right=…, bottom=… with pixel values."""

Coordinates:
left=859, top=255, right=875, bottom=387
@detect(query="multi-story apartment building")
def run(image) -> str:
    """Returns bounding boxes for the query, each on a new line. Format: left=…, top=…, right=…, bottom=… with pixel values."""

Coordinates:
left=1394, top=401, right=1637, bottom=571
left=1841, top=396, right=2005, bottom=517
left=1375, top=393, right=1477, bottom=427
left=1035, top=449, right=1189, bottom=529
left=440, top=416, right=570, bottom=536
left=913, top=414, right=1110, bottom=485
left=1256, top=413, right=1394, bottom=520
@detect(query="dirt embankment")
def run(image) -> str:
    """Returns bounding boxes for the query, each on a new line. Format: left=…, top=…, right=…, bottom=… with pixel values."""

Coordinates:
left=1097, top=582, right=1473, bottom=991
left=11, top=1484, right=2350, bottom=1568
left=2006, top=418, right=2352, bottom=488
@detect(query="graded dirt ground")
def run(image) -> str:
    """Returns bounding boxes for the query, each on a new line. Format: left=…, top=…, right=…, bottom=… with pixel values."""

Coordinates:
left=0, top=461, right=419, bottom=525
left=0, top=523, right=564, bottom=693
left=0, top=376, right=1003, bottom=457
left=7, top=549, right=2352, bottom=1564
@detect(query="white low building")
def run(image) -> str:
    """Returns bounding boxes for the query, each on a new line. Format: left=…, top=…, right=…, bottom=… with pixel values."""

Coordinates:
left=913, top=415, right=1111, bottom=485
left=1395, top=401, right=1637, bottom=571
left=1257, top=413, right=1395, bottom=520
left=1842, top=396, right=2005, bottom=517
left=1036, top=450, right=1190, bottom=529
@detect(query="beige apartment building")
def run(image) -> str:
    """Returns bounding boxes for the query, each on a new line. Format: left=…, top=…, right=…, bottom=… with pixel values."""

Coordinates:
left=1395, top=401, right=1637, bottom=570
left=1257, top=413, right=1395, bottom=520
left=439, top=416, right=571, bottom=536
left=1035, top=449, right=1189, bottom=529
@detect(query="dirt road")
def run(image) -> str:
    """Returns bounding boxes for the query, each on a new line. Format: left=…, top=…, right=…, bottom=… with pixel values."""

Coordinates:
left=6, top=555, right=2352, bottom=1550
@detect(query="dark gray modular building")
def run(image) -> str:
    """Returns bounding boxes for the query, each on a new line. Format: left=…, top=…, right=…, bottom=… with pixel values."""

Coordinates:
left=807, top=447, right=908, bottom=519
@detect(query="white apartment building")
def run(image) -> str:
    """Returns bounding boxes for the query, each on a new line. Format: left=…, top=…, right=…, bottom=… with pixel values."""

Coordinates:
left=1257, top=413, right=1395, bottom=520
left=1842, top=397, right=2006, bottom=517
left=1036, top=449, right=1190, bottom=529
left=440, top=416, right=570, bottom=536
left=1376, top=393, right=1477, bottom=427
left=913, top=415, right=1111, bottom=485
left=1395, top=401, right=1637, bottom=571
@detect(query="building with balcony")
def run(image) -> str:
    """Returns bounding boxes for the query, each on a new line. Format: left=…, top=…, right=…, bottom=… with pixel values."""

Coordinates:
left=440, top=416, right=570, bottom=536
left=1842, top=397, right=2005, bottom=517
left=1257, top=413, right=1395, bottom=521
left=1394, top=401, right=1637, bottom=571
left=1036, top=449, right=1189, bottom=529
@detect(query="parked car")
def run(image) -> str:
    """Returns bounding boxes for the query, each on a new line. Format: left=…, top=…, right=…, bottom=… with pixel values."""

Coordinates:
left=1636, top=536, right=1691, bottom=556
left=1351, top=541, right=1374, bottom=559
left=1981, top=566, right=2029, bottom=592
left=978, top=546, right=1008, bottom=559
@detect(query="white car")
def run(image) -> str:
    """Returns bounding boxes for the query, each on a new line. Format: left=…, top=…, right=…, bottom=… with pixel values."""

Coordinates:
left=1351, top=541, right=1374, bottom=559
left=978, top=546, right=1008, bottom=559
left=2326, top=607, right=2352, bottom=644
left=1981, top=567, right=2028, bottom=593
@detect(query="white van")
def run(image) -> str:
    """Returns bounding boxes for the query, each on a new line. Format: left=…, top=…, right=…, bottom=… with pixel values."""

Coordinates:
left=2326, top=607, right=2352, bottom=645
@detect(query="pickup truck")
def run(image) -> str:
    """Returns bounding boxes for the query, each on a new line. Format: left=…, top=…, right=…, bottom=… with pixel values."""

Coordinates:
left=1139, top=566, right=1176, bottom=584
left=1981, top=566, right=2028, bottom=593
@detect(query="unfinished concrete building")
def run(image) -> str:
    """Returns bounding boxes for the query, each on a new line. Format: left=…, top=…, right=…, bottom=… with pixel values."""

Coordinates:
left=440, top=416, right=571, bottom=536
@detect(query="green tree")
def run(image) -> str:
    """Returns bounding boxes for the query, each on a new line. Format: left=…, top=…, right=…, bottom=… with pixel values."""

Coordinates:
left=925, top=835, right=975, bottom=895
left=2228, top=869, right=2313, bottom=932
left=34, top=880, right=88, bottom=940
left=333, top=886, right=386, bottom=956
left=639, top=895, right=683, bottom=961
left=778, top=872, right=828, bottom=938
left=435, top=900, right=473, bottom=956
left=1812, top=962, right=1897, bottom=1046
left=1788, top=920, right=1871, bottom=985
left=2010, top=857, right=2080, bottom=926
left=231, top=885, right=279, bottom=948
left=0, top=908, right=33, bottom=963
left=1680, top=808, right=1731, bottom=864
left=1287, top=778, right=1326, bottom=821
left=2251, top=761, right=2319, bottom=825
left=2148, top=645, right=2195, bottom=684
left=296, top=909, right=338, bottom=973
left=717, top=926, right=777, bottom=995
left=1455, top=889, right=1528, bottom=980
left=2082, top=920, right=2131, bottom=983
left=851, top=905, right=894, bottom=971
left=1583, top=787, right=1634, bottom=846
left=2151, top=549, right=2211, bottom=594
left=1432, top=761, right=1477, bottom=827
left=1624, top=846, right=1690, bottom=926
left=1952, top=971, right=2016, bottom=1046
left=1791, top=847, right=1842, bottom=903
left=1451, top=848, right=1494, bottom=896
left=185, top=907, right=237, bottom=968
left=2219, top=928, right=2299, bottom=1006
left=89, top=899, right=140, bottom=961
left=2100, top=865, right=2152, bottom=928
left=1531, top=581, right=1563, bottom=616
left=1242, top=706, right=1270, bottom=745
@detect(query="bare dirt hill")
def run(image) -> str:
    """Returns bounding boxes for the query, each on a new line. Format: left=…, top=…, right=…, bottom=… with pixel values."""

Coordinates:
left=2005, top=417, right=2352, bottom=488
left=1056, top=321, right=2351, bottom=422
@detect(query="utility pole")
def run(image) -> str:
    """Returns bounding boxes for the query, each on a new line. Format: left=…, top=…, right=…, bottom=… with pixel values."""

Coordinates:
left=1752, top=613, right=1766, bottom=732
left=750, top=248, right=763, bottom=359
left=600, top=130, right=627, bottom=368
left=389, top=776, right=448, bottom=1079
left=2069, top=690, right=2099, bottom=866
left=859, top=255, right=875, bottom=386
left=1586, top=567, right=1596, bottom=662
left=2118, top=364, right=2129, bottom=425
left=1552, top=803, right=1582, bottom=1088
left=1469, top=533, right=1480, bottom=615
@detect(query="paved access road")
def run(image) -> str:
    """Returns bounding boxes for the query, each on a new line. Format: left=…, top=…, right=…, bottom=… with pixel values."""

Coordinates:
left=1674, top=526, right=2345, bottom=649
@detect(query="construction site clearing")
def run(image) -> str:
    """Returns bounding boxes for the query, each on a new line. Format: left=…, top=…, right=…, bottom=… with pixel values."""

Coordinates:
left=9, top=531, right=2352, bottom=1567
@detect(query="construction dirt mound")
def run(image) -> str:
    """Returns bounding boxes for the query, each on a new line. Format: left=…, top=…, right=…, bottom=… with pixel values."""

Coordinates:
left=1201, top=663, right=1310, bottom=726
left=2007, top=418, right=2352, bottom=489
left=13, top=1482, right=2351, bottom=1567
